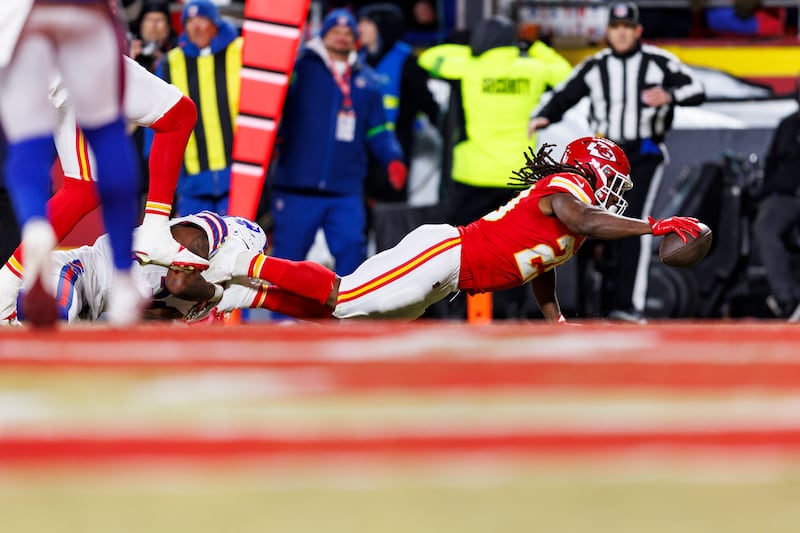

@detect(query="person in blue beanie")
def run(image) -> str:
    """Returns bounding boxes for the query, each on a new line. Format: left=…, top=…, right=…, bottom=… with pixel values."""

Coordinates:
left=269, top=8, right=406, bottom=278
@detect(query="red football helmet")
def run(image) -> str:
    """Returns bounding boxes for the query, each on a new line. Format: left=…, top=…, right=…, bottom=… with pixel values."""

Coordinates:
left=560, top=137, right=633, bottom=215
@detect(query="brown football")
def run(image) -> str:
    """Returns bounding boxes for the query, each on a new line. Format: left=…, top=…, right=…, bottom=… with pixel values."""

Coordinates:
left=659, top=222, right=713, bottom=268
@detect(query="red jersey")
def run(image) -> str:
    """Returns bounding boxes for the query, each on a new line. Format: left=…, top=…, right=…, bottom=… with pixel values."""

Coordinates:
left=458, top=172, right=594, bottom=293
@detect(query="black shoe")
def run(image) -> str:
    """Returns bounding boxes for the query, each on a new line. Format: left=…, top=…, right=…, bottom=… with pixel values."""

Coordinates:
left=789, top=303, right=800, bottom=323
left=608, top=309, right=648, bottom=324
left=766, top=295, right=800, bottom=319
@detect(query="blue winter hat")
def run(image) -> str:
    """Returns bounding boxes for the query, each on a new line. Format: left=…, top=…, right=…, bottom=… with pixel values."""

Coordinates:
left=320, top=8, right=358, bottom=39
left=181, top=0, right=223, bottom=28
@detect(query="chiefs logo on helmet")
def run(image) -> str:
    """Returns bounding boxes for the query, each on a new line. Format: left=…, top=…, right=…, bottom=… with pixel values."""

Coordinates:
left=585, top=139, right=618, bottom=161
left=561, top=137, right=633, bottom=215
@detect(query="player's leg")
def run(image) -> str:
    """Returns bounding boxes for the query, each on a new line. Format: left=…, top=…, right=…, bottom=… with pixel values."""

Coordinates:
left=232, top=254, right=337, bottom=306
left=0, top=21, right=60, bottom=327
left=334, top=224, right=462, bottom=319
left=134, top=96, right=206, bottom=269
left=218, top=283, right=333, bottom=321
left=49, top=103, right=102, bottom=238
left=123, top=57, right=205, bottom=268
left=0, top=177, right=99, bottom=322
left=144, top=95, right=196, bottom=215
left=0, top=80, right=109, bottom=322
left=252, top=286, right=334, bottom=320
left=56, top=5, right=143, bottom=326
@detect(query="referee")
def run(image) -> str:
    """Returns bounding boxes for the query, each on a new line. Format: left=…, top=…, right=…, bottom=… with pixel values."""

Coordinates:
left=530, top=1, right=705, bottom=322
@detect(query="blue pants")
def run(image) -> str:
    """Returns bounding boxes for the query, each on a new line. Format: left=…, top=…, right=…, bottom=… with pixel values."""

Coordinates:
left=270, top=191, right=366, bottom=275
left=177, top=193, right=229, bottom=217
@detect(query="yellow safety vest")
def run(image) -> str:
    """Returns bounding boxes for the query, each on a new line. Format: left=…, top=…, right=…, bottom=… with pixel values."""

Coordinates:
left=419, top=42, right=571, bottom=187
left=164, top=37, right=242, bottom=175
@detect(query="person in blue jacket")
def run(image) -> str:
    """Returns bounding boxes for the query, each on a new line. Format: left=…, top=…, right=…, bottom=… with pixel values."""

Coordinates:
left=270, top=8, right=406, bottom=276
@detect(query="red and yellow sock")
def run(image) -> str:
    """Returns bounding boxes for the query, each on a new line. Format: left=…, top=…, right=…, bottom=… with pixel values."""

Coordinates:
left=243, top=254, right=336, bottom=305
left=251, top=285, right=333, bottom=320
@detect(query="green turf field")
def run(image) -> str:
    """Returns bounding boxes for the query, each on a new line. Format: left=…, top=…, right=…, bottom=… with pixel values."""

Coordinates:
left=1, top=458, right=799, bottom=533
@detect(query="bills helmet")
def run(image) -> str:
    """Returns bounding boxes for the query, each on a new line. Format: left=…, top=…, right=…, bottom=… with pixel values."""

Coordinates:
left=170, top=212, right=267, bottom=256
left=171, top=211, right=231, bottom=259
left=561, top=137, right=633, bottom=215
left=224, top=216, right=268, bottom=253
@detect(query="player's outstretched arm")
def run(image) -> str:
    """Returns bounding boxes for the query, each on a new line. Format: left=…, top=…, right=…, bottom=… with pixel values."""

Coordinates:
left=545, top=193, right=652, bottom=239
left=545, top=193, right=702, bottom=242
left=185, top=283, right=333, bottom=323
left=233, top=252, right=338, bottom=306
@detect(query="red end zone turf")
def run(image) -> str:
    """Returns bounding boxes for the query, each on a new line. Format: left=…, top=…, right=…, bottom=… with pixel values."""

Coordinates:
left=1, top=321, right=800, bottom=389
left=2, top=322, right=800, bottom=465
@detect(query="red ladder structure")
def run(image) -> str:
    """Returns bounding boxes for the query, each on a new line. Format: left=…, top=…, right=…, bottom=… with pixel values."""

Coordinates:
left=229, top=0, right=311, bottom=220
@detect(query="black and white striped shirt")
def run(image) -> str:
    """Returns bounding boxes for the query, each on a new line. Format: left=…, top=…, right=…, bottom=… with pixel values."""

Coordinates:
left=537, top=43, right=705, bottom=144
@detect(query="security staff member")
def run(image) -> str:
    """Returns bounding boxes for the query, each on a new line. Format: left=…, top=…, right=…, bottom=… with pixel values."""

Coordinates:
left=530, top=2, right=705, bottom=322
left=419, top=15, right=572, bottom=225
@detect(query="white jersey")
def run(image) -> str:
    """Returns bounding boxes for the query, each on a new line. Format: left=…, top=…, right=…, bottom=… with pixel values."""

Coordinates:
left=0, top=0, right=34, bottom=68
left=52, top=55, right=183, bottom=180
left=46, top=212, right=268, bottom=323
left=49, top=234, right=117, bottom=322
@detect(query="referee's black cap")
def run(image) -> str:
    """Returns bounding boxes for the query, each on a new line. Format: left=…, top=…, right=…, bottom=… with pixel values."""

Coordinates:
left=607, top=2, right=640, bottom=26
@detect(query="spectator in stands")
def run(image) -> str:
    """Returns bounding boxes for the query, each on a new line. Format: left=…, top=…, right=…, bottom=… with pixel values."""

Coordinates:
left=530, top=1, right=705, bottom=323
left=357, top=3, right=439, bottom=203
left=129, top=0, right=178, bottom=74
left=151, top=0, right=242, bottom=216
left=129, top=1, right=180, bottom=204
left=418, top=15, right=572, bottom=318
left=752, top=100, right=800, bottom=320
left=269, top=9, right=405, bottom=276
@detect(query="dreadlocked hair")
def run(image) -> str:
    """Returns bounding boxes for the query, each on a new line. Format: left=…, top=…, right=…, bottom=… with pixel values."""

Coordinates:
left=508, top=144, right=597, bottom=189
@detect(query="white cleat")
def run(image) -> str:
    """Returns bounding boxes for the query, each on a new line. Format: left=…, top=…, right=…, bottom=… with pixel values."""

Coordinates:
left=105, top=271, right=148, bottom=328
left=20, top=219, right=58, bottom=328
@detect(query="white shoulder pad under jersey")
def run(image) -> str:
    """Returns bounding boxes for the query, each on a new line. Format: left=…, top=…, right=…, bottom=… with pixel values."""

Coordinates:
left=545, top=173, right=594, bottom=205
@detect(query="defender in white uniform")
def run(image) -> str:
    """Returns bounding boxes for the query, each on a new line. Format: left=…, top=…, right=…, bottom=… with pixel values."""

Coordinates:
left=0, top=55, right=203, bottom=323
left=0, top=0, right=144, bottom=327
left=13, top=212, right=267, bottom=324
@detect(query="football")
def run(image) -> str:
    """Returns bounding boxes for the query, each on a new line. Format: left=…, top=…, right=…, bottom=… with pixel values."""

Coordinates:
left=659, top=223, right=713, bottom=268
